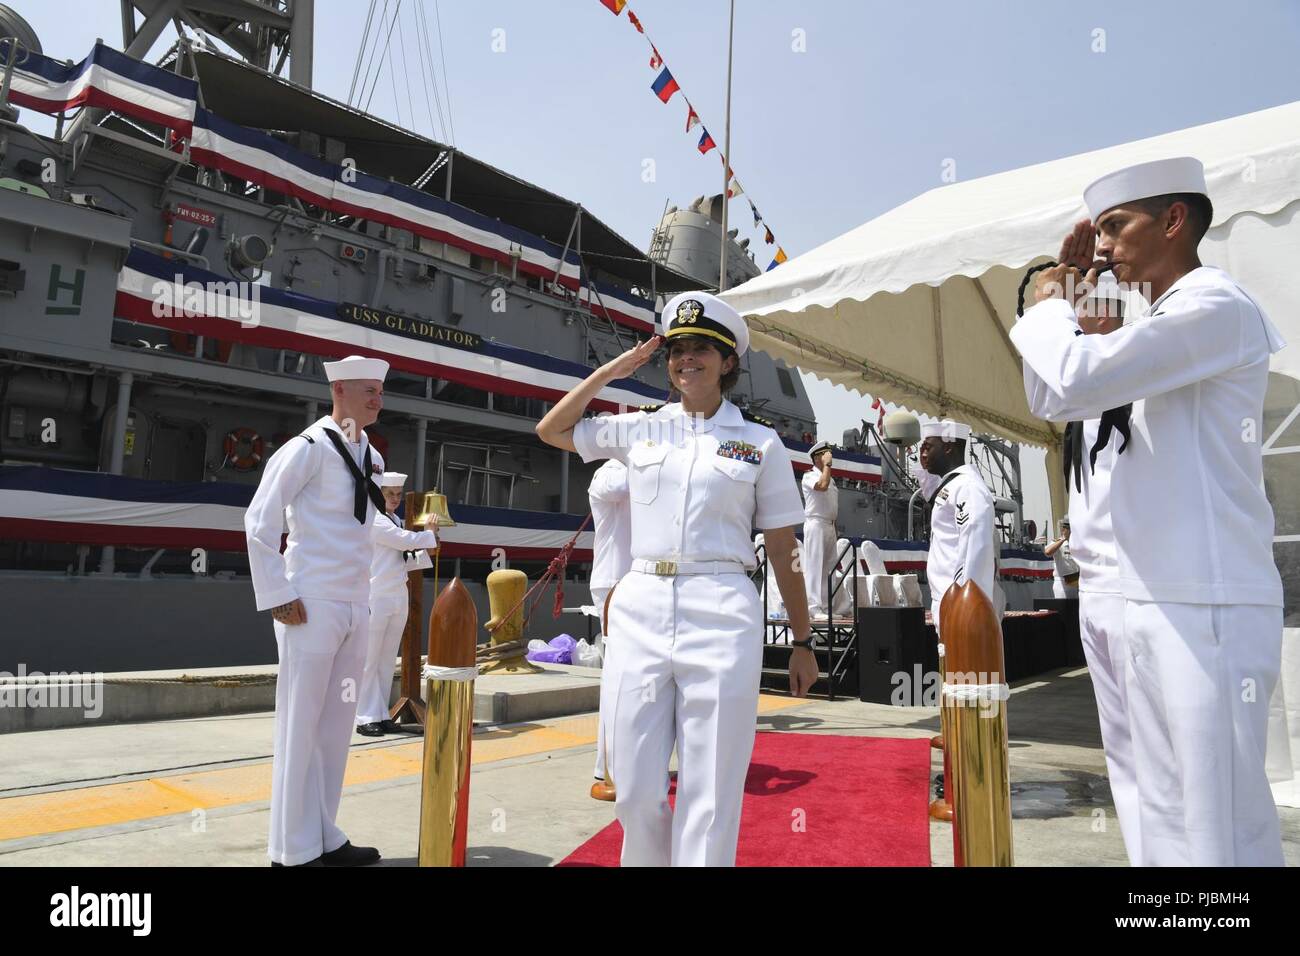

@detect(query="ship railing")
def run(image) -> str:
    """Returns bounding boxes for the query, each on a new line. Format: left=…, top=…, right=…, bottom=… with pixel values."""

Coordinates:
left=754, top=540, right=860, bottom=702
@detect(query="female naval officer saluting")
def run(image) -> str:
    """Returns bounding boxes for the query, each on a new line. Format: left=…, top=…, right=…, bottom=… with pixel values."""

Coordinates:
left=537, top=291, right=817, bottom=867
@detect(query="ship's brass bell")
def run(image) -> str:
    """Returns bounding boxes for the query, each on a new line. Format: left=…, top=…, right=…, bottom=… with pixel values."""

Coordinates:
left=412, top=491, right=456, bottom=528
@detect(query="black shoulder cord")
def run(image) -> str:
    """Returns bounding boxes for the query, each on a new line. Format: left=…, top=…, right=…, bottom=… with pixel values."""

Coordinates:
left=1016, top=261, right=1059, bottom=317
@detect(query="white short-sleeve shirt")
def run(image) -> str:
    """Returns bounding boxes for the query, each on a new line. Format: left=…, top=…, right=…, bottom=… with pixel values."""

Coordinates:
left=572, top=400, right=804, bottom=568
left=801, top=467, right=838, bottom=522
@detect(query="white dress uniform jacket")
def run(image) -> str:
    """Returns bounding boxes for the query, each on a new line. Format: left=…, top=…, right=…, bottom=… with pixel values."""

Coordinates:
left=1014, top=266, right=1286, bottom=867
left=573, top=400, right=804, bottom=866
left=355, top=513, right=438, bottom=727
left=1012, top=267, right=1284, bottom=606
left=801, top=467, right=839, bottom=615
left=926, top=463, right=1003, bottom=635
left=245, top=416, right=384, bottom=611
left=243, top=415, right=384, bottom=865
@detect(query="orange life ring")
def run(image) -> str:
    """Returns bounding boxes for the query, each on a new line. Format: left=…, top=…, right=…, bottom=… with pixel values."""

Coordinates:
left=223, top=427, right=264, bottom=471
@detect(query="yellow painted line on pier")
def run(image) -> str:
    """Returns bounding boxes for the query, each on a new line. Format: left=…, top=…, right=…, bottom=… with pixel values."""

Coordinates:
left=0, top=696, right=804, bottom=842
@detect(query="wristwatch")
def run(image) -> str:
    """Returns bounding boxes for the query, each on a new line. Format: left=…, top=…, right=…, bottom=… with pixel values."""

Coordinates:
left=791, top=637, right=815, bottom=649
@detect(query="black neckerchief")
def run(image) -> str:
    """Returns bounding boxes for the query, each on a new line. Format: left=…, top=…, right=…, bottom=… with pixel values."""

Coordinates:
left=1061, top=312, right=1139, bottom=492
left=320, top=427, right=386, bottom=523
left=387, top=511, right=418, bottom=562
left=1063, top=408, right=1132, bottom=493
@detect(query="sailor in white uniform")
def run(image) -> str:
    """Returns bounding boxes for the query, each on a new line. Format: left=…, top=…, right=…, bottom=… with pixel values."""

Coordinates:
left=1044, top=519, right=1080, bottom=599
left=920, top=419, right=1005, bottom=637
left=801, top=440, right=839, bottom=619
left=1011, top=156, right=1287, bottom=866
left=537, top=291, right=818, bottom=866
left=588, top=459, right=631, bottom=800
left=355, top=472, right=440, bottom=737
left=1024, top=279, right=1141, bottom=862
left=244, top=354, right=392, bottom=867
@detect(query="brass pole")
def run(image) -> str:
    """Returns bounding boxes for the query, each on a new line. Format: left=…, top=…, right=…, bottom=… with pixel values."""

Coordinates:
left=939, top=581, right=1013, bottom=867
left=418, top=578, right=477, bottom=867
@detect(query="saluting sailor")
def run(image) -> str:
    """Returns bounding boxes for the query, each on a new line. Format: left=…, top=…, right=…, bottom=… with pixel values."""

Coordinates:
left=588, top=459, right=631, bottom=801
left=801, top=440, right=839, bottom=620
left=244, top=354, right=391, bottom=867
left=1024, top=277, right=1141, bottom=863
left=355, top=471, right=441, bottom=738
left=537, top=291, right=818, bottom=867
left=1012, top=157, right=1287, bottom=866
left=920, top=419, right=1005, bottom=636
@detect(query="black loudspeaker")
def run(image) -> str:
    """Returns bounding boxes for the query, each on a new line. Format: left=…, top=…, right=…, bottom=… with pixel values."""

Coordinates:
left=1034, top=598, right=1083, bottom=667
left=856, top=606, right=938, bottom=705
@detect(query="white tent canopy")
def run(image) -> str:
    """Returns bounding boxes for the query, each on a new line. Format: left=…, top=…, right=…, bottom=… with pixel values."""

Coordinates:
left=722, top=99, right=1300, bottom=805
left=721, top=98, right=1300, bottom=515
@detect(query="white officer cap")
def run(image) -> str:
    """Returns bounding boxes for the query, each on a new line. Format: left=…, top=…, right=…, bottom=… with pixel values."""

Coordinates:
left=1083, top=156, right=1208, bottom=221
left=808, top=439, right=833, bottom=458
left=661, top=291, right=749, bottom=357
left=324, top=354, right=390, bottom=382
left=919, top=419, right=971, bottom=442
left=380, top=472, right=407, bottom=488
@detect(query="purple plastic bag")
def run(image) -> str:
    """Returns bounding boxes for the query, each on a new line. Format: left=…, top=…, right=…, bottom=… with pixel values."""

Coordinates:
left=525, top=633, right=577, bottom=664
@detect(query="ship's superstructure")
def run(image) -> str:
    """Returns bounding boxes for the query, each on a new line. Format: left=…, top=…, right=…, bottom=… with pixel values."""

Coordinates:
left=0, top=4, right=1051, bottom=673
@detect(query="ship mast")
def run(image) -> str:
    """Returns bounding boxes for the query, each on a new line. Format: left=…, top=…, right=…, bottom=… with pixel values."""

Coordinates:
left=718, top=0, right=735, bottom=292
left=119, top=0, right=314, bottom=87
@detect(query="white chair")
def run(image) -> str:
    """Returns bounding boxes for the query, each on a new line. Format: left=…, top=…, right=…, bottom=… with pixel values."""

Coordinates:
left=894, top=573, right=923, bottom=607
left=859, top=540, right=889, bottom=575
left=865, top=574, right=898, bottom=606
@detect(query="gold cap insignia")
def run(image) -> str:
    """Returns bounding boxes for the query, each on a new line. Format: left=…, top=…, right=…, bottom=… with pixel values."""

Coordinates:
left=675, top=299, right=704, bottom=325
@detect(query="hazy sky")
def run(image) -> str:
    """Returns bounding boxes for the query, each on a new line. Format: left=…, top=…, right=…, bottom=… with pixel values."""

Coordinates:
left=13, top=0, right=1300, bottom=530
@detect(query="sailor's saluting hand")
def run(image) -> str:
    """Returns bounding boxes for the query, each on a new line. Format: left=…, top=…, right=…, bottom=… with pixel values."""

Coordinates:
left=602, top=335, right=661, bottom=379
left=1034, top=218, right=1107, bottom=307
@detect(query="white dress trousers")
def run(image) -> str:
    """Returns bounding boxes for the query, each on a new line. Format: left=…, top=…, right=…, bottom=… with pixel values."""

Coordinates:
left=1124, top=599, right=1284, bottom=866
left=269, top=597, right=368, bottom=866
left=592, top=585, right=612, bottom=781
left=606, top=571, right=763, bottom=867
left=1077, top=591, right=1141, bottom=863
left=801, top=517, right=837, bottom=616
left=355, top=591, right=408, bottom=726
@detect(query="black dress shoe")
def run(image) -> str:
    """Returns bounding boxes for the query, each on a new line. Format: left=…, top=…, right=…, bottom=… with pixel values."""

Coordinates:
left=320, top=841, right=381, bottom=867
left=356, top=722, right=385, bottom=737
left=271, top=857, right=323, bottom=867
left=379, top=719, right=401, bottom=734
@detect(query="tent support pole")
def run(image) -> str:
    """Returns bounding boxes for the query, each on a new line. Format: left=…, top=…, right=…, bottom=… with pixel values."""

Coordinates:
left=931, top=285, right=946, bottom=411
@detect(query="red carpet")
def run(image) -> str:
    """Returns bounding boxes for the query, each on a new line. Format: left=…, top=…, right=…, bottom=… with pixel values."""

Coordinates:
left=558, top=732, right=931, bottom=867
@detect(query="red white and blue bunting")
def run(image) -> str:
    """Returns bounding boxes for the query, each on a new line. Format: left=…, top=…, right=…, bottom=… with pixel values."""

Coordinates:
left=1, top=39, right=661, bottom=335
left=188, top=109, right=584, bottom=289
left=0, top=39, right=197, bottom=133
left=0, top=466, right=1051, bottom=578
left=114, top=249, right=662, bottom=413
